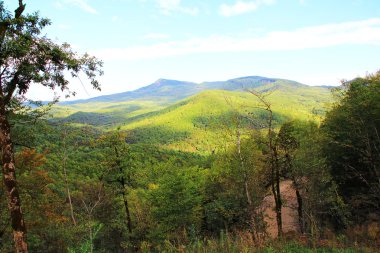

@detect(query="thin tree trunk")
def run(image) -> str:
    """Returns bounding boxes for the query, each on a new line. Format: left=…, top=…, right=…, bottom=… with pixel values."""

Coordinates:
left=62, top=127, right=76, bottom=226
left=270, top=160, right=283, bottom=238
left=237, top=126, right=258, bottom=243
left=274, top=164, right=282, bottom=237
left=89, top=225, right=93, bottom=253
left=295, top=187, right=304, bottom=234
left=122, top=189, right=133, bottom=234
left=114, top=146, right=133, bottom=234
left=268, top=110, right=282, bottom=237
left=0, top=104, right=28, bottom=253
left=236, top=125, right=252, bottom=206
left=248, top=90, right=283, bottom=238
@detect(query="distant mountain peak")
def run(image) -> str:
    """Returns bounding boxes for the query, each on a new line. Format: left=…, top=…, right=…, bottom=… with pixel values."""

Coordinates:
left=60, top=75, right=325, bottom=105
left=228, top=76, right=276, bottom=83
left=230, top=75, right=266, bottom=80
left=152, top=78, right=195, bottom=87
left=154, top=78, right=169, bottom=84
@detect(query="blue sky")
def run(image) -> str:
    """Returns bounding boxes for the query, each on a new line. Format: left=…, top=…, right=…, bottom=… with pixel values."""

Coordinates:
left=5, top=0, right=380, bottom=100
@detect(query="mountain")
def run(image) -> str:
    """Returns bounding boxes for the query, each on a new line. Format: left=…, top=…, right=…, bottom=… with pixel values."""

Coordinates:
left=61, top=76, right=326, bottom=105
left=51, top=76, right=333, bottom=138
left=60, top=79, right=197, bottom=106
left=119, top=87, right=332, bottom=153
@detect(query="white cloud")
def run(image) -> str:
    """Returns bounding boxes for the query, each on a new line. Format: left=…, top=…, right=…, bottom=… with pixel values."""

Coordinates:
left=156, top=0, right=199, bottom=15
left=58, top=24, right=70, bottom=30
left=56, top=0, right=98, bottom=14
left=220, top=0, right=275, bottom=17
left=144, top=33, right=170, bottom=40
left=93, top=18, right=380, bottom=61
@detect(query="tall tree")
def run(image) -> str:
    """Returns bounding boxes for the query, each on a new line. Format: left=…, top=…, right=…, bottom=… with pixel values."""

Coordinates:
left=277, top=121, right=302, bottom=232
left=98, top=130, right=134, bottom=235
left=248, top=89, right=283, bottom=237
left=322, top=71, right=380, bottom=223
left=0, top=1, right=102, bottom=252
left=280, top=120, right=348, bottom=239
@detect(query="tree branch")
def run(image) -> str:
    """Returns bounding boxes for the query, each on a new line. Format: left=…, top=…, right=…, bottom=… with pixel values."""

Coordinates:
left=0, top=21, right=9, bottom=45
left=4, top=70, right=20, bottom=105
left=15, top=0, right=26, bottom=19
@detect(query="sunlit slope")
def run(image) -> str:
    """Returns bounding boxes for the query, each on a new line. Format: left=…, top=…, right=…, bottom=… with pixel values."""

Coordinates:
left=50, top=100, right=166, bottom=127
left=52, top=76, right=331, bottom=129
left=122, top=86, right=332, bottom=153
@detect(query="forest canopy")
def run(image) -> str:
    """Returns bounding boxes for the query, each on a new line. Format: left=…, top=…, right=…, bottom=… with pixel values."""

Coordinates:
left=0, top=1, right=379, bottom=253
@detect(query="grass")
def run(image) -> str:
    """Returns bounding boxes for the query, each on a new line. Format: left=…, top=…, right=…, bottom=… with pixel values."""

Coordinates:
left=140, top=238, right=373, bottom=253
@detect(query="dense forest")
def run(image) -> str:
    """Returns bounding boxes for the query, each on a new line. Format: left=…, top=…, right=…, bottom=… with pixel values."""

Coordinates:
left=1, top=1, right=380, bottom=253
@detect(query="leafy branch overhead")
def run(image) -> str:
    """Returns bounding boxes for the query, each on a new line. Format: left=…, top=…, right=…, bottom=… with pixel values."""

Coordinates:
left=0, top=1, right=103, bottom=106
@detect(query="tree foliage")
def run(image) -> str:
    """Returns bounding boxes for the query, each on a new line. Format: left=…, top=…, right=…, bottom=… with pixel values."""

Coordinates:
left=322, top=71, right=380, bottom=223
left=0, top=1, right=378, bottom=251
left=0, top=1, right=102, bottom=252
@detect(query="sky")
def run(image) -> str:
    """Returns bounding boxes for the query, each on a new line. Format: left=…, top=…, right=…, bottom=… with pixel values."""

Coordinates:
left=5, top=0, right=380, bottom=101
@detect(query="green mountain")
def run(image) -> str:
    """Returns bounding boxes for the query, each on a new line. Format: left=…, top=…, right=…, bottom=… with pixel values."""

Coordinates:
left=61, top=79, right=198, bottom=105
left=120, top=87, right=331, bottom=154
left=50, top=76, right=333, bottom=154
left=52, top=76, right=332, bottom=126
left=61, top=76, right=317, bottom=105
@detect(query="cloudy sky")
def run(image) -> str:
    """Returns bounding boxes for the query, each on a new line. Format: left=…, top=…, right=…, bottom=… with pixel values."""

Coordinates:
left=5, top=0, right=380, bottom=100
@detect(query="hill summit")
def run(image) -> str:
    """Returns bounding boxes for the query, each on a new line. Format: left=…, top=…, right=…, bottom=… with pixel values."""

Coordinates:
left=62, top=76, right=326, bottom=105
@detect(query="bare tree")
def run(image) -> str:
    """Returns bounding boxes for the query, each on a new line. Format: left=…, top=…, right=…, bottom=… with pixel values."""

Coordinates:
left=247, top=89, right=283, bottom=237
left=79, top=183, right=104, bottom=253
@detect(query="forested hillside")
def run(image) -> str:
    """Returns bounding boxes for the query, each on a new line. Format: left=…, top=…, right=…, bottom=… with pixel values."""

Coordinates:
left=51, top=77, right=331, bottom=132
left=0, top=1, right=379, bottom=253
left=2, top=72, right=380, bottom=252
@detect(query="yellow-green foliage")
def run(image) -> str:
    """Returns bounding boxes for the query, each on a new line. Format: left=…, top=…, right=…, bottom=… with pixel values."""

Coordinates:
left=120, top=89, right=331, bottom=153
left=51, top=86, right=332, bottom=154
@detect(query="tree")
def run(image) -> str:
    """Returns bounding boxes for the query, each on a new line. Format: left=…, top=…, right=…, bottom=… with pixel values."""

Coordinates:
left=205, top=131, right=266, bottom=243
left=248, top=89, right=283, bottom=237
left=98, top=130, right=134, bottom=238
left=279, top=120, right=348, bottom=240
left=0, top=1, right=103, bottom=252
left=277, top=121, right=302, bottom=232
left=322, top=71, right=380, bottom=223
left=218, top=109, right=266, bottom=243
left=148, top=163, right=205, bottom=245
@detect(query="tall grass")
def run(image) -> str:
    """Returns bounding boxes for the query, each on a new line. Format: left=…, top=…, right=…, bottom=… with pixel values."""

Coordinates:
left=140, top=230, right=376, bottom=253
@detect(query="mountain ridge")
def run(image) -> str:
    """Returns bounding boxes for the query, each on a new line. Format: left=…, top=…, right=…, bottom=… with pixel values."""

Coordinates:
left=61, top=76, right=331, bottom=105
